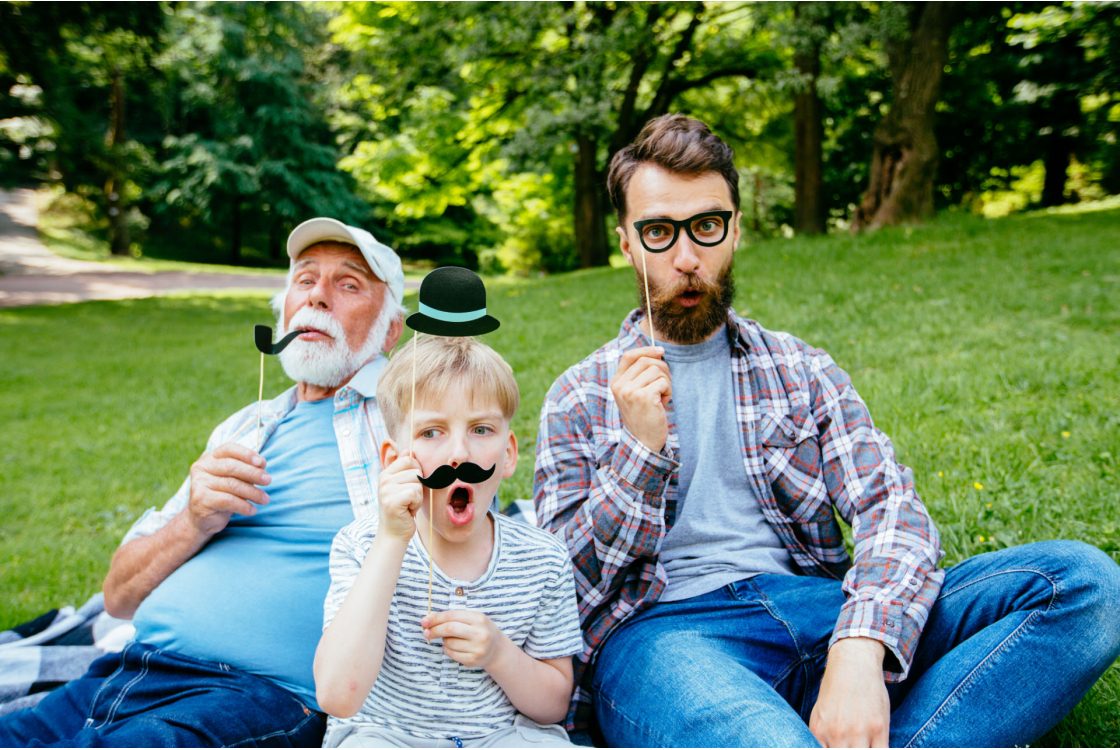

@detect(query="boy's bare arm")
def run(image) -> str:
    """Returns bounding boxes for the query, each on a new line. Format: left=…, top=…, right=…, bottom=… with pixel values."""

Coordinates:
left=488, top=648, right=574, bottom=726
left=314, top=535, right=408, bottom=718
left=423, top=610, right=575, bottom=725
left=314, top=452, right=422, bottom=718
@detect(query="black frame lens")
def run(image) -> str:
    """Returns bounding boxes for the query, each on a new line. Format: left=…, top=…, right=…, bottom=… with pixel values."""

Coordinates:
left=632, top=210, right=734, bottom=253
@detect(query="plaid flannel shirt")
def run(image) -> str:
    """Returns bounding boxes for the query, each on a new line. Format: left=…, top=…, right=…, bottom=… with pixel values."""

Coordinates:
left=121, top=356, right=389, bottom=545
left=533, top=309, right=944, bottom=733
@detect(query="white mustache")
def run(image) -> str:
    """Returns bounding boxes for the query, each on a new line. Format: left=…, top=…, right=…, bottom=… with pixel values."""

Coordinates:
left=274, top=298, right=394, bottom=389
left=283, top=308, right=345, bottom=345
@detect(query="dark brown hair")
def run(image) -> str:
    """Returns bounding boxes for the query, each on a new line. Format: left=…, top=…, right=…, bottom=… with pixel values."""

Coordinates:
left=607, top=114, right=740, bottom=221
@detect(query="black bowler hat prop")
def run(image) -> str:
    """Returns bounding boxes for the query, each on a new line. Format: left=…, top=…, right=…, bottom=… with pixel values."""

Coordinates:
left=406, top=266, right=499, bottom=336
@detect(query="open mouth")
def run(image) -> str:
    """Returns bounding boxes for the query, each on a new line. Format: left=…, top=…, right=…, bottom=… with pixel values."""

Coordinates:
left=446, top=483, right=475, bottom=527
left=676, top=289, right=704, bottom=307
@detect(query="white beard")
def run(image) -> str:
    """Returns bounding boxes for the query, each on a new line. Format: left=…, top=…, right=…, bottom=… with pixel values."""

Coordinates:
left=276, top=304, right=394, bottom=388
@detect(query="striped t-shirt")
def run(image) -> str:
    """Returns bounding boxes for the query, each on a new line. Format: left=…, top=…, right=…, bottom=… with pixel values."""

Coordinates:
left=323, top=512, right=583, bottom=741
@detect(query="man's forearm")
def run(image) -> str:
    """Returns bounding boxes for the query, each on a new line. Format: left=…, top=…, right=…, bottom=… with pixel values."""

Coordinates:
left=101, top=511, right=212, bottom=618
left=810, top=637, right=890, bottom=747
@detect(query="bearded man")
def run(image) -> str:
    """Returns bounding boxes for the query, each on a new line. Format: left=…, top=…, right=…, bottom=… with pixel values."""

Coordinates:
left=0, top=218, right=404, bottom=747
left=533, top=115, right=1120, bottom=747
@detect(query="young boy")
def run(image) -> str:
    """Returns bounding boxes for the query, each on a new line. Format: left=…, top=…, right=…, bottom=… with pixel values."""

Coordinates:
left=314, top=336, right=583, bottom=748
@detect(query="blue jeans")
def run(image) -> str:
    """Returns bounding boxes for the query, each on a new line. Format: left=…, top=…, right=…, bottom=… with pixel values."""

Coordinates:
left=0, top=642, right=326, bottom=747
left=592, top=540, right=1120, bottom=747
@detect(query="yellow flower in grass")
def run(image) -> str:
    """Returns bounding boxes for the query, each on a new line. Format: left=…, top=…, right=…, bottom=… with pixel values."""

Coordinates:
left=973, top=482, right=984, bottom=491
left=1061, top=431, right=1071, bottom=439
left=937, top=471, right=944, bottom=478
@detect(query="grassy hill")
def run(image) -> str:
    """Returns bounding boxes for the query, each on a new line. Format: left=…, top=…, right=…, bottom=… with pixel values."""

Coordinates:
left=1, top=203, right=1117, bottom=743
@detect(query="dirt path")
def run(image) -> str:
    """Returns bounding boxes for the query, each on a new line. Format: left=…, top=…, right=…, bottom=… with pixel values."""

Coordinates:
left=0, top=188, right=284, bottom=308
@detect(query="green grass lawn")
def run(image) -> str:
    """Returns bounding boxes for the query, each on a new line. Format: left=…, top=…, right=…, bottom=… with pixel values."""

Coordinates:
left=2, top=204, right=1118, bottom=744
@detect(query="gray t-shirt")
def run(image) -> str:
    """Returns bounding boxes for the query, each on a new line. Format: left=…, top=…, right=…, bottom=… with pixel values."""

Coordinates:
left=659, top=325, right=795, bottom=602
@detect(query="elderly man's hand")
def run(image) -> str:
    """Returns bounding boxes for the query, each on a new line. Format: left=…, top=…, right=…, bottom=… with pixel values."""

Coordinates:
left=186, top=442, right=271, bottom=537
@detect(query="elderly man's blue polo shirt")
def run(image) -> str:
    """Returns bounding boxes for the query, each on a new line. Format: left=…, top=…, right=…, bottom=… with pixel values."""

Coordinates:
left=127, top=356, right=390, bottom=711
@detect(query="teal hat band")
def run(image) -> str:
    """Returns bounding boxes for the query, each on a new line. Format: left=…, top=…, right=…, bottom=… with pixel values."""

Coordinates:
left=418, top=301, right=487, bottom=323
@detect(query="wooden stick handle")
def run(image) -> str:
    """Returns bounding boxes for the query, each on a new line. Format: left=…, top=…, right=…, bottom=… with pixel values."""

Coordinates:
left=640, top=250, right=656, bottom=347
left=255, top=351, right=265, bottom=450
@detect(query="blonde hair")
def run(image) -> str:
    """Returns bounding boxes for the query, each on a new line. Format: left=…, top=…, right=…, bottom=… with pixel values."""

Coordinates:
left=378, top=336, right=520, bottom=438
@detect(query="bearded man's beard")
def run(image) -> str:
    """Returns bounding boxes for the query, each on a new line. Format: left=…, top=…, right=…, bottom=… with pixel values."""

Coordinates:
left=638, top=259, right=735, bottom=345
left=276, top=303, right=394, bottom=388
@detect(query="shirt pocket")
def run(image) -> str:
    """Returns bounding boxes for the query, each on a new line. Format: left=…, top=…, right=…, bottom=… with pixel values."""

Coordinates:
left=758, top=407, right=830, bottom=523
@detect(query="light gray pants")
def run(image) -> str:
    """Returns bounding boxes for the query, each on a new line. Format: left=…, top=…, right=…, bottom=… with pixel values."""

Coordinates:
left=324, top=715, right=577, bottom=748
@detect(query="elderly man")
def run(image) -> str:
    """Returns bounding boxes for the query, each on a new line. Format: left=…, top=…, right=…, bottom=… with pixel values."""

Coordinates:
left=534, top=114, right=1120, bottom=747
left=0, top=218, right=404, bottom=747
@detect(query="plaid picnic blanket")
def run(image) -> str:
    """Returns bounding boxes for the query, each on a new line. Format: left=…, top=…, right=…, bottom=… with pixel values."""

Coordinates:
left=0, top=594, right=133, bottom=717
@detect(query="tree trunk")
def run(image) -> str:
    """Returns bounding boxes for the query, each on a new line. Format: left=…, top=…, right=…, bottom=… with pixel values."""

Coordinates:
left=573, top=133, right=611, bottom=268
left=793, top=37, right=825, bottom=235
left=230, top=198, right=242, bottom=263
left=105, top=66, right=130, bottom=255
left=1040, top=87, right=1080, bottom=207
left=1041, top=147, right=1071, bottom=208
left=853, top=2, right=956, bottom=231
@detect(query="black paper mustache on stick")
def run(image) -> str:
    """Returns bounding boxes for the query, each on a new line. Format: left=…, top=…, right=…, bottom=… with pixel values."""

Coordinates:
left=417, top=462, right=496, bottom=490
left=254, top=325, right=305, bottom=355
left=252, top=324, right=308, bottom=450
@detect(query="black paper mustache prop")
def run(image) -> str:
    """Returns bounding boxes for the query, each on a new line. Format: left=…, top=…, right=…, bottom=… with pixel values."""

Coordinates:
left=418, top=462, right=496, bottom=490
left=254, top=325, right=306, bottom=355
left=251, top=325, right=309, bottom=449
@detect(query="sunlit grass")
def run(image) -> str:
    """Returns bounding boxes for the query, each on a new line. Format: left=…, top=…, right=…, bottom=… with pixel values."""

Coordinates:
left=2, top=205, right=1117, bottom=744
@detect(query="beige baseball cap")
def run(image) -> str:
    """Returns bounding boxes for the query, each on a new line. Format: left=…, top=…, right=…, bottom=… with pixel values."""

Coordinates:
left=286, top=217, right=404, bottom=305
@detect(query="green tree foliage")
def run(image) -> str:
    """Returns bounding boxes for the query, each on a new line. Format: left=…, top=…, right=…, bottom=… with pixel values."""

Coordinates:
left=148, top=2, right=368, bottom=263
left=733, top=2, right=893, bottom=232
left=938, top=2, right=1119, bottom=212
left=2, top=1, right=1117, bottom=268
left=0, top=2, right=165, bottom=251
left=330, top=1, right=783, bottom=271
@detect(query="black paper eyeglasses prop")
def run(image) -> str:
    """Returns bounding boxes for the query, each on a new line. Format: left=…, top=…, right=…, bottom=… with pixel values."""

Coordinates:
left=633, top=211, right=732, bottom=253
left=251, top=324, right=306, bottom=449
left=404, top=266, right=500, bottom=614
left=630, top=210, right=733, bottom=348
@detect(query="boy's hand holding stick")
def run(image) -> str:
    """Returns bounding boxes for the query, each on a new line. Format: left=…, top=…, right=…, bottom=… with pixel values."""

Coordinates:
left=421, top=610, right=507, bottom=670
left=378, top=450, right=424, bottom=542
